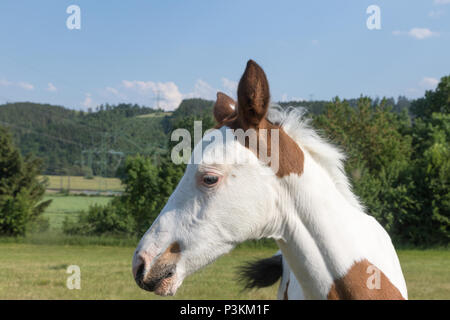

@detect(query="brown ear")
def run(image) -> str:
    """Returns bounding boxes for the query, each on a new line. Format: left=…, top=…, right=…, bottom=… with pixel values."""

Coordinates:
left=237, top=60, right=270, bottom=129
left=213, top=92, right=236, bottom=123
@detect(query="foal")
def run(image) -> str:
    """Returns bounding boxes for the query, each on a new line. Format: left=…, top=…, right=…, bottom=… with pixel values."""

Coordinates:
left=132, top=60, right=408, bottom=299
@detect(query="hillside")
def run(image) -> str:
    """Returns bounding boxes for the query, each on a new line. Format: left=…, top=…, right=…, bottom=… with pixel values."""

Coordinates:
left=0, top=102, right=189, bottom=176
left=0, top=97, right=411, bottom=177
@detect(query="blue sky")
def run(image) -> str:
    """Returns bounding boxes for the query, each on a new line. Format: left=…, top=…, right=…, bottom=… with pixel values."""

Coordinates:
left=0, top=0, right=449, bottom=110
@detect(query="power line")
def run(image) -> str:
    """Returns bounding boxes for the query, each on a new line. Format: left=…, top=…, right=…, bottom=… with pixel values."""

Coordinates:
left=0, top=120, right=85, bottom=147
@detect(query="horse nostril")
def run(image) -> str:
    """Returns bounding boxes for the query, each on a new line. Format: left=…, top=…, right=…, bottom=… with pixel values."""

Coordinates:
left=162, top=264, right=176, bottom=280
left=133, top=247, right=178, bottom=293
left=135, top=262, right=146, bottom=284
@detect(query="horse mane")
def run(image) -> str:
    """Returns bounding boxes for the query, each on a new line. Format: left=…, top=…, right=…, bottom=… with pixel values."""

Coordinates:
left=267, top=105, right=365, bottom=212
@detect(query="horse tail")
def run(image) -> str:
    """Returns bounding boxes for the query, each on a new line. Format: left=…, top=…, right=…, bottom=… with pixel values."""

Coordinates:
left=237, top=253, right=283, bottom=289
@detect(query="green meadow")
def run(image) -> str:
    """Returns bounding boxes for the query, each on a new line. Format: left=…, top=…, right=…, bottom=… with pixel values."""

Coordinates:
left=42, top=195, right=113, bottom=231
left=0, top=242, right=448, bottom=299
left=40, top=175, right=124, bottom=192
left=0, top=195, right=448, bottom=299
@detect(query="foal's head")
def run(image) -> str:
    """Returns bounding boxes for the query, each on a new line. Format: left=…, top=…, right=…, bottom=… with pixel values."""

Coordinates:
left=132, top=60, right=303, bottom=295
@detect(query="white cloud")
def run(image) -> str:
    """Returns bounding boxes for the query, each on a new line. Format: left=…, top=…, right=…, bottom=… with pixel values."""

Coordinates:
left=404, top=77, right=440, bottom=98
left=420, top=77, right=439, bottom=89
left=121, top=80, right=183, bottom=111
left=221, top=78, right=238, bottom=97
left=280, top=93, right=304, bottom=102
left=101, top=77, right=252, bottom=111
left=428, top=9, right=445, bottom=18
left=186, top=78, right=239, bottom=101
left=122, top=78, right=224, bottom=109
left=434, top=0, right=450, bottom=4
left=312, top=39, right=319, bottom=45
left=0, top=79, right=35, bottom=90
left=409, top=28, right=439, bottom=39
left=122, top=80, right=155, bottom=92
left=105, top=87, right=119, bottom=95
left=102, top=86, right=128, bottom=101
left=18, top=82, right=34, bottom=90
left=186, top=79, right=216, bottom=100
left=47, top=82, right=57, bottom=92
left=392, top=28, right=439, bottom=39
left=82, top=93, right=93, bottom=108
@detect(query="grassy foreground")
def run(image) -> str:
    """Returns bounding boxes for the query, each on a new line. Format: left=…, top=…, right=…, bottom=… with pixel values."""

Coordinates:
left=0, top=243, right=448, bottom=300
left=0, top=244, right=278, bottom=300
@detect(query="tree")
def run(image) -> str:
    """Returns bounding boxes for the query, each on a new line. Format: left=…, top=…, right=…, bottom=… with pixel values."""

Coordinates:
left=404, top=113, right=449, bottom=245
left=313, top=97, right=415, bottom=238
left=411, top=75, right=450, bottom=120
left=63, top=200, right=135, bottom=236
left=119, top=155, right=184, bottom=236
left=0, top=126, right=51, bottom=236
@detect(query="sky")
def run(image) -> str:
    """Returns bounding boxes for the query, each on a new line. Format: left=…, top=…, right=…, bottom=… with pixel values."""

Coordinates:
left=0, top=0, right=449, bottom=111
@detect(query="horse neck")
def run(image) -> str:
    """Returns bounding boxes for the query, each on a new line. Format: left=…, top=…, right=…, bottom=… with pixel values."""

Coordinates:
left=274, top=151, right=368, bottom=299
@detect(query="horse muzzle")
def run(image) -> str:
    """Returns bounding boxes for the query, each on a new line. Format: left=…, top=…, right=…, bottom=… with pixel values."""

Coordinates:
left=133, top=242, right=182, bottom=296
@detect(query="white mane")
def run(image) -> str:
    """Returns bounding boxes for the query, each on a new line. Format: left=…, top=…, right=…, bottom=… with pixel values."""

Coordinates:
left=267, top=105, right=365, bottom=212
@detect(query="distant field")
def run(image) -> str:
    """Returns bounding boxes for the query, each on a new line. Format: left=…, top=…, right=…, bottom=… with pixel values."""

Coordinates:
left=40, top=175, right=124, bottom=192
left=42, top=195, right=113, bottom=230
left=136, top=112, right=172, bottom=118
left=0, top=243, right=448, bottom=299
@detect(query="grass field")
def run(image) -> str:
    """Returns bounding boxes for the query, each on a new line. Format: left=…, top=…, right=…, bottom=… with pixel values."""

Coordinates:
left=2, top=195, right=447, bottom=299
left=40, top=175, right=124, bottom=192
left=0, top=243, right=448, bottom=299
left=42, top=195, right=113, bottom=230
left=0, top=244, right=278, bottom=299
left=136, top=112, right=173, bottom=118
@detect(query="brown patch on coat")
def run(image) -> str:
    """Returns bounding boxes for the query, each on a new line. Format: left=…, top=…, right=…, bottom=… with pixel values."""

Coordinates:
left=213, top=60, right=304, bottom=177
left=327, top=259, right=405, bottom=300
left=284, top=279, right=290, bottom=300
left=223, top=118, right=304, bottom=178
left=145, top=242, right=181, bottom=283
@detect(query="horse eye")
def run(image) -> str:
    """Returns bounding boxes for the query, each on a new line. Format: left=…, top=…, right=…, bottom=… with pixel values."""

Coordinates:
left=203, top=175, right=219, bottom=186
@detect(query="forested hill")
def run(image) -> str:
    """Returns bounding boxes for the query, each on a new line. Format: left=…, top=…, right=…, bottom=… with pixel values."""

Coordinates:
left=0, top=102, right=174, bottom=176
left=0, top=96, right=411, bottom=177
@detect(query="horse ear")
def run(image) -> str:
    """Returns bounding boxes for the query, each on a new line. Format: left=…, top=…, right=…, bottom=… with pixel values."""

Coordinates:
left=237, top=60, right=270, bottom=129
left=214, top=92, right=236, bottom=123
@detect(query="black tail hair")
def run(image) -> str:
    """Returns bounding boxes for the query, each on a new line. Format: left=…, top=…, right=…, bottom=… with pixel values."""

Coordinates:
left=237, top=254, right=283, bottom=289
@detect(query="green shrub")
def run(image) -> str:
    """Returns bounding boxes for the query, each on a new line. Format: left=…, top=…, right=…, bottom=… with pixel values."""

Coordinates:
left=28, top=215, right=50, bottom=233
left=83, top=166, right=94, bottom=180
left=63, top=199, right=135, bottom=236
left=119, top=155, right=184, bottom=236
left=62, top=155, right=184, bottom=237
